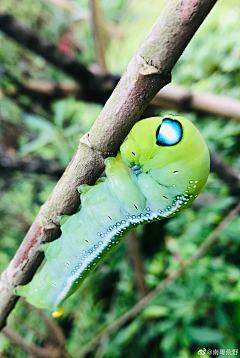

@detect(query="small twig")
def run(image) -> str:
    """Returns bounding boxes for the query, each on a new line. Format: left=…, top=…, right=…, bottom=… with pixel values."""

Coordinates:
left=78, top=203, right=240, bottom=357
left=93, top=335, right=109, bottom=358
left=90, top=0, right=107, bottom=74
left=0, top=9, right=118, bottom=104
left=13, top=314, right=46, bottom=341
left=24, top=301, right=66, bottom=347
left=10, top=80, right=240, bottom=122
left=210, top=153, right=240, bottom=195
left=127, top=230, right=148, bottom=298
left=0, top=156, right=64, bottom=178
left=152, top=84, right=240, bottom=122
left=0, top=10, right=110, bottom=103
left=2, top=327, right=59, bottom=358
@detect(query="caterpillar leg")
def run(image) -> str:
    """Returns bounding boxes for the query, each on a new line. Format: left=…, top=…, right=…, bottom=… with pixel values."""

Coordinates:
left=105, top=155, right=146, bottom=215
left=52, top=307, right=64, bottom=317
left=39, top=242, right=50, bottom=253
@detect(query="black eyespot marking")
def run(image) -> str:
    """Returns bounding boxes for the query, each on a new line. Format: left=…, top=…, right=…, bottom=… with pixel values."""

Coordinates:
left=172, top=170, right=179, bottom=174
left=134, top=204, right=138, bottom=209
left=85, top=239, right=89, bottom=243
left=132, top=152, right=135, bottom=156
left=162, top=195, right=168, bottom=200
left=108, top=215, right=112, bottom=220
left=156, top=118, right=183, bottom=146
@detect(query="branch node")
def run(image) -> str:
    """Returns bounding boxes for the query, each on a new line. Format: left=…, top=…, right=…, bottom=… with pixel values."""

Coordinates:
left=137, top=55, right=162, bottom=75
left=0, top=271, right=14, bottom=291
left=41, top=212, right=59, bottom=230
left=80, top=132, right=92, bottom=148
left=80, top=132, right=109, bottom=160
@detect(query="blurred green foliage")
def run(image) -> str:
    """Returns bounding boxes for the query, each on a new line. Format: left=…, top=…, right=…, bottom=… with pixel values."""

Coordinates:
left=1, top=0, right=240, bottom=358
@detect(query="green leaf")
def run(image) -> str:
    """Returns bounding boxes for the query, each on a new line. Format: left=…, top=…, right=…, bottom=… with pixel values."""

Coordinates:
left=25, top=115, right=55, bottom=132
left=160, top=329, right=177, bottom=351
left=114, top=320, right=140, bottom=346
left=53, top=101, right=66, bottom=128
left=20, top=133, right=54, bottom=155
left=188, top=327, right=223, bottom=344
left=64, top=123, right=83, bottom=137
left=142, top=305, right=170, bottom=319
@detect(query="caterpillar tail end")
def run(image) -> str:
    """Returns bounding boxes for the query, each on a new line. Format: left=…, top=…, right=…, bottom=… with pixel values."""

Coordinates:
left=52, top=307, right=64, bottom=318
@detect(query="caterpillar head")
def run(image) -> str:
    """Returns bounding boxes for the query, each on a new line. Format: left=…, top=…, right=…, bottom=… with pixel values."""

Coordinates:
left=120, top=115, right=210, bottom=196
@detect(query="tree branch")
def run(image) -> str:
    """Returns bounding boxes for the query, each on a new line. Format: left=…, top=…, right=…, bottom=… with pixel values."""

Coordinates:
left=90, top=0, right=107, bottom=74
left=152, top=84, right=240, bottom=122
left=2, top=327, right=60, bottom=358
left=210, top=153, right=240, bottom=195
left=0, top=155, right=64, bottom=178
left=0, top=0, right=218, bottom=330
left=78, top=202, right=240, bottom=357
left=127, top=230, right=148, bottom=298
left=24, top=301, right=66, bottom=347
left=0, top=10, right=116, bottom=104
left=10, top=80, right=240, bottom=122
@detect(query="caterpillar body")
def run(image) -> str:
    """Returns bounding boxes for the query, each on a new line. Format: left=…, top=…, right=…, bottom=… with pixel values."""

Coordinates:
left=15, top=115, right=210, bottom=317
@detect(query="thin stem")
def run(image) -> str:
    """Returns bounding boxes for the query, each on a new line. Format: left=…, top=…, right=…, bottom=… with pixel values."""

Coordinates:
left=127, top=230, right=148, bottom=298
left=90, top=0, right=107, bottom=74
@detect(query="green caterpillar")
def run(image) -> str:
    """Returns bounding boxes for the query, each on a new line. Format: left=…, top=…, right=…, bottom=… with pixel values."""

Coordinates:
left=15, top=115, right=210, bottom=317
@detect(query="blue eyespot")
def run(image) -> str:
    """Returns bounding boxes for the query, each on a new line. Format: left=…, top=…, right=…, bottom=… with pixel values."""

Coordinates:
left=156, top=118, right=183, bottom=146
